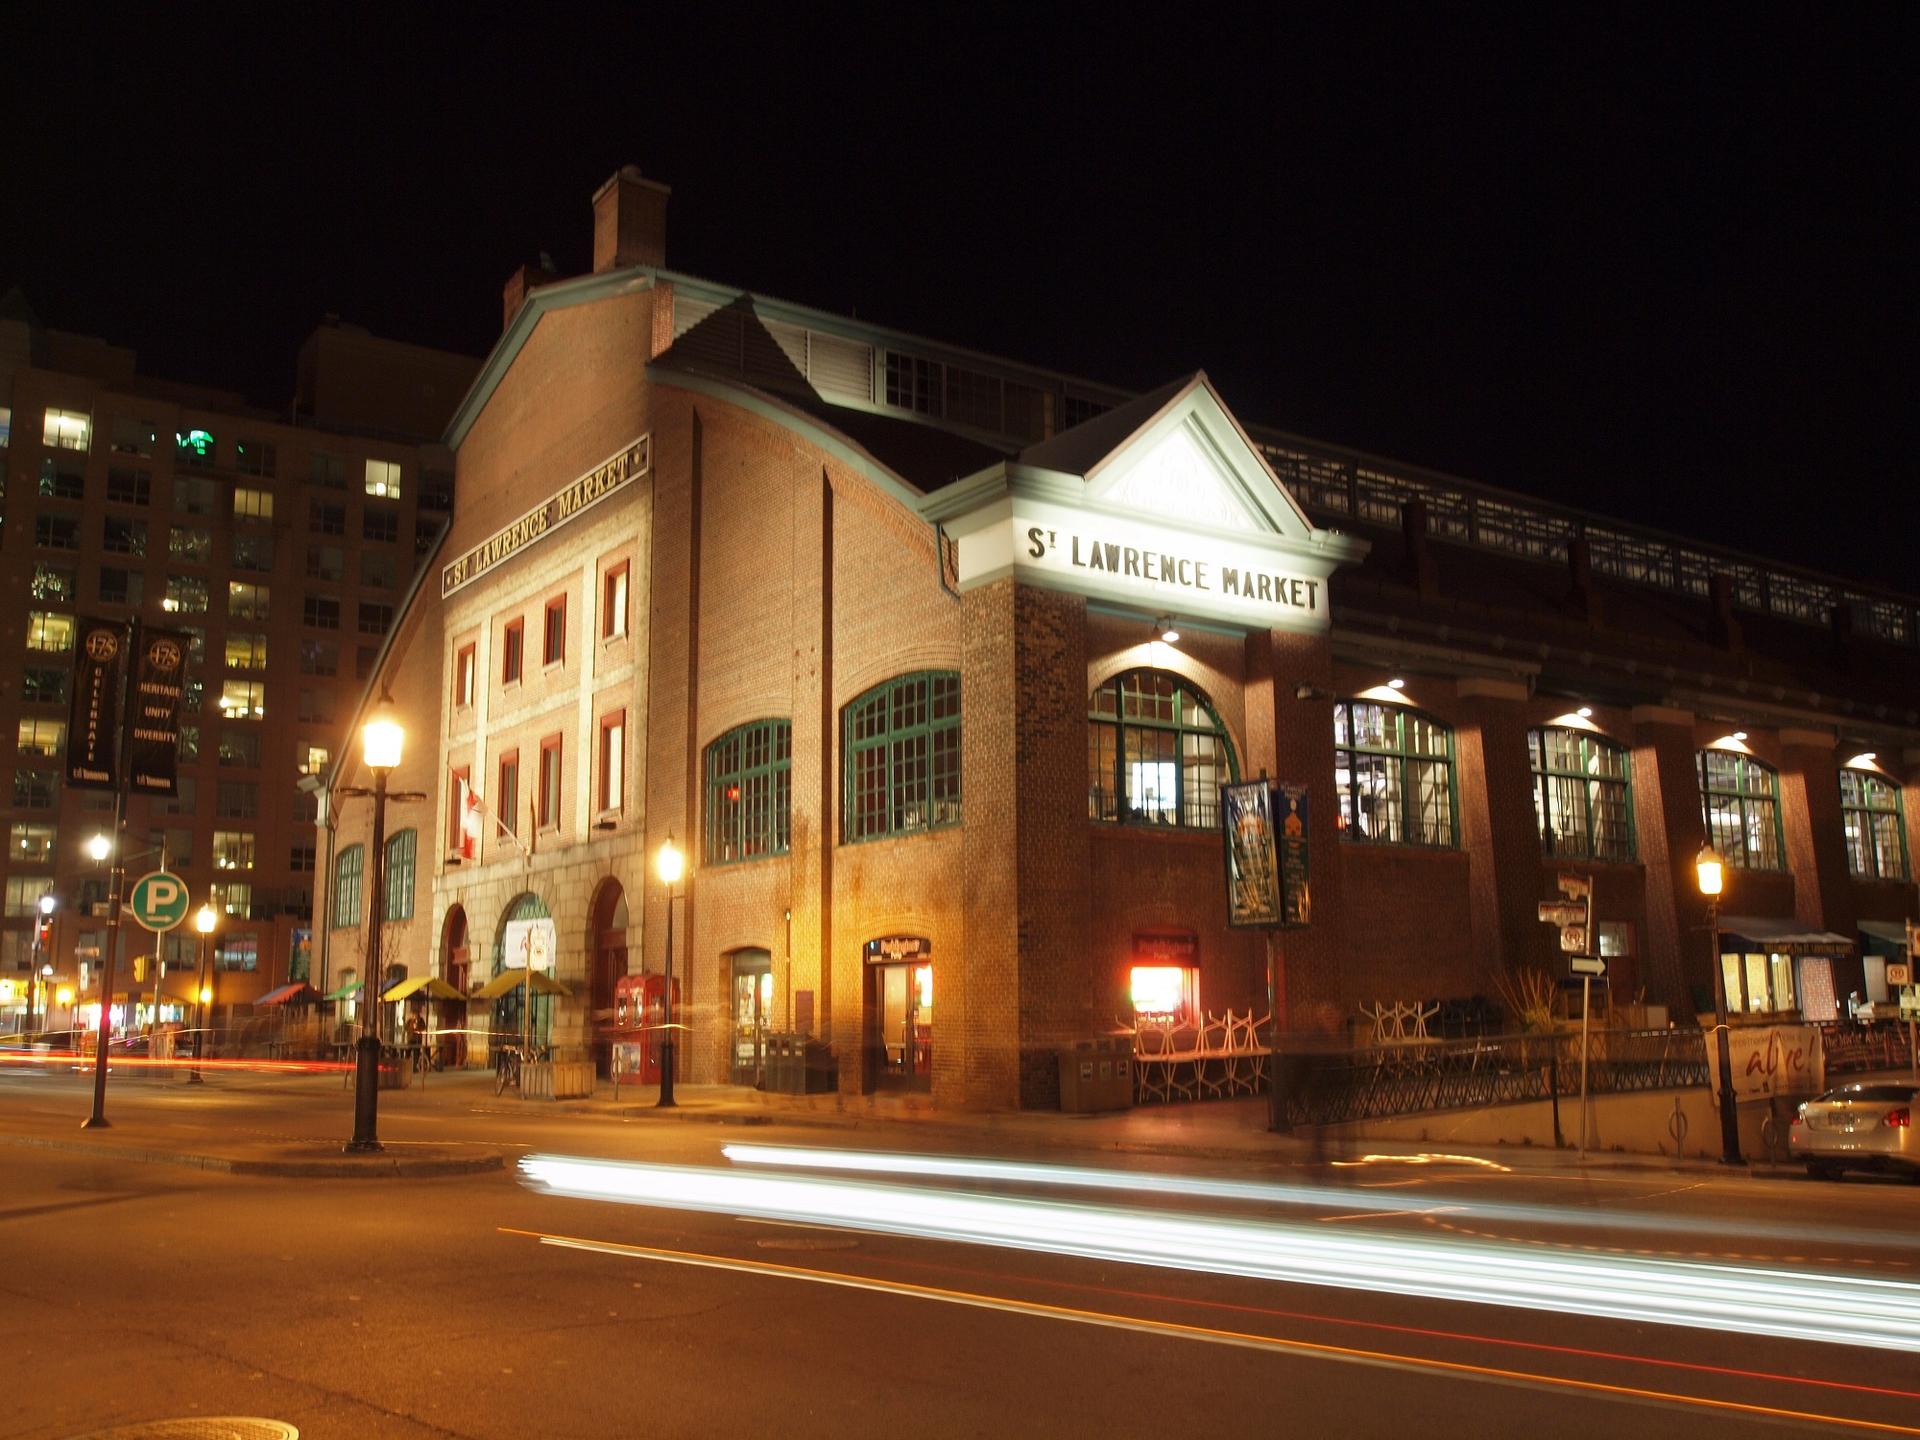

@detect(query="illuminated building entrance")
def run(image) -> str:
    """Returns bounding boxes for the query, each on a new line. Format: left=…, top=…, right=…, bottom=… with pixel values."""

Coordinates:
left=729, top=948, right=772, bottom=1085
left=864, top=935, right=932, bottom=1094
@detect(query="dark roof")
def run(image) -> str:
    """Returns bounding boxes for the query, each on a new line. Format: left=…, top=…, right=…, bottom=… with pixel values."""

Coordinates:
left=777, top=388, right=1013, bottom=494
left=1015, top=375, right=1198, bottom=476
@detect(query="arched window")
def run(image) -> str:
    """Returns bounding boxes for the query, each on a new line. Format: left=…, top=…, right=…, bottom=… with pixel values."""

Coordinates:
left=843, top=672, right=961, bottom=842
left=1088, top=671, right=1237, bottom=829
left=493, top=892, right=555, bottom=1046
left=1333, top=701, right=1455, bottom=846
left=382, top=829, right=417, bottom=921
left=1840, top=768, right=1908, bottom=880
left=1698, top=750, right=1783, bottom=870
left=705, top=719, right=792, bottom=864
left=1529, top=728, right=1634, bottom=862
left=330, top=843, right=363, bottom=928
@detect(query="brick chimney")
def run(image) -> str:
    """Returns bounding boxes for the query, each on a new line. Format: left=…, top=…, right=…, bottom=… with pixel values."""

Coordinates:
left=592, top=165, right=670, bottom=273
left=502, top=261, right=563, bottom=332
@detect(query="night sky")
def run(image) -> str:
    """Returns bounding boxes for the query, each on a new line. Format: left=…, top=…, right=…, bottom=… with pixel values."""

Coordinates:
left=6, top=7, right=1913, bottom=587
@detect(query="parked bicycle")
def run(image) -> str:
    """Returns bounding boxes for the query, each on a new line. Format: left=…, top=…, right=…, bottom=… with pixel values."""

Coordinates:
left=494, top=1042, right=547, bottom=1095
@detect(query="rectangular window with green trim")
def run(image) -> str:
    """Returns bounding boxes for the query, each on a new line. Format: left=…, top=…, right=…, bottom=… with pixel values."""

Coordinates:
left=843, top=673, right=960, bottom=842
left=383, top=829, right=416, bottom=921
left=705, top=719, right=792, bottom=863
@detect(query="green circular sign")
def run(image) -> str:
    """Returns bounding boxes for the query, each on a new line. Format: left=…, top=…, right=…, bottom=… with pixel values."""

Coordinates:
left=129, top=870, right=191, bottom=933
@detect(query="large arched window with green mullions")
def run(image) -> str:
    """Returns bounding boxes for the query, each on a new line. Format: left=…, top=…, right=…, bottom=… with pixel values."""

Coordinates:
left=1088, top=671, right=1238, bottom=830
left=705, top=719, right=792, bottom=865
left=329, top=844, right=363, bottom=929
left=1840, top=768, right=1908, bottom=881
left=1333, top=701, right=1456, bottom=846
left=843, top=672, right=961, bottom=842
left=1698, top=749, right=1783, bottom=871
left=1528, top=728, right=1635, bottom=862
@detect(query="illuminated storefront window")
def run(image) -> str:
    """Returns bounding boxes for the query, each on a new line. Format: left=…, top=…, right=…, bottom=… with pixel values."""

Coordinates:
left=1088, top=671, right=1236, bottom=830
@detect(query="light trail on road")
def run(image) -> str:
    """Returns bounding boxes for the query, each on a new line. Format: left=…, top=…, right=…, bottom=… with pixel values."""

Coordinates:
left=716, top=1141, right=1920, bottom=1254
left=519, top=1152, right=1920, bottom=1352
left=503, top=1226, right=1920, bottom=1437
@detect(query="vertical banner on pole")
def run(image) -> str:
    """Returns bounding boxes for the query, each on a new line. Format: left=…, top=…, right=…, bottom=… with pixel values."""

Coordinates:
left=66, top=617, right=127, bottom=791
left=125, top=627, right=190, bottom=797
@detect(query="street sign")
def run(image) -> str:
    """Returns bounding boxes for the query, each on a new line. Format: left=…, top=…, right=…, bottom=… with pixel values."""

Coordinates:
left=1886, top=962, right=1911, bottom=987
left=128, top=870, right=190, bottom=933
left=1537, top=872, right=1592, bottom=958
left=1570, top=955, right=1607, bottom=977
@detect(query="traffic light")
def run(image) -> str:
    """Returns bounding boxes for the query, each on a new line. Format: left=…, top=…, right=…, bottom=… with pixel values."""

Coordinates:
left=132, top=956, right=147, bottom=982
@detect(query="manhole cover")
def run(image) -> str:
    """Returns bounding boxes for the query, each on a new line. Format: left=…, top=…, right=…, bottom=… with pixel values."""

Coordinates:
left=68, top=1420, right=298, bottom=1440
left=755, top=1236, right=859, bottom=1252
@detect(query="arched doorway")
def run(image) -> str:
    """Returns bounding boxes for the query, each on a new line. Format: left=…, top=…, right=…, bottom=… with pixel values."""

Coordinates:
left=493, top=893, right=555, bottom=1050
left=588, top=879, right=628, bottom=1077
left=439, top=905, right=470, bottom=1068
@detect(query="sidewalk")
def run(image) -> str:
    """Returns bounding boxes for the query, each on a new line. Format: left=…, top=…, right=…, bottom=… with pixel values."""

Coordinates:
left=0, top=1063, right=1820, bottom=1183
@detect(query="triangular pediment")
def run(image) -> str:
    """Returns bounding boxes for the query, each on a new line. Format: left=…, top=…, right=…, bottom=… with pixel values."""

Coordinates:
left=1017, top=373, right=1316, bottom=541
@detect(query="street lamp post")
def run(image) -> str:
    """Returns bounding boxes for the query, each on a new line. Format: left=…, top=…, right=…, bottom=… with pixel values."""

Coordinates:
left=1695, top=844, right=1745, bottom=1165
left=83, top=828, right=125, bottom=1128
left=190, top=900, right=217, bottom=1084
left=346, top=705, right=404, bottom=1154
left=22, top=895, right=53, bottom=1034
left=656, top=834, right=684, bottom=1108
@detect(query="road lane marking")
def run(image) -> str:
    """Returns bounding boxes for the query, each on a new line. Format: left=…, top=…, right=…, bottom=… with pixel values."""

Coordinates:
left=500, top=1227, right=1920, bottom=1435
left=1317, top=1206, right=1465, bottom=1224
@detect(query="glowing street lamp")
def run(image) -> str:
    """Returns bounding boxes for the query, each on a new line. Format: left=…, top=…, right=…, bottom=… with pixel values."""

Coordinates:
left=1695, top=843, right=1743, bottom=1165
left=190, top=901, right=217, bottom=1084
left=656, top=834, right=684, bottom=1108
left=347, top=702, right=404, bottom=1154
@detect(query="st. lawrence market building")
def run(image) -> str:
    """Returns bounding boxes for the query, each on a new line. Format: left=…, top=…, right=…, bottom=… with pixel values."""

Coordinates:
left=313, top=167, right=1920, bottom=1109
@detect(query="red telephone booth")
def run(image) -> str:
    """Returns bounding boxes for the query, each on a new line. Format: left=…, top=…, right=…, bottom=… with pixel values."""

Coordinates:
left=612, top=974, right=679, bottom=1087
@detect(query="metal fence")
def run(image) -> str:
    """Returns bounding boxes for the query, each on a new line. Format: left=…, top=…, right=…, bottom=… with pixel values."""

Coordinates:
left=1272, top=1028, right=1708, bottom=1129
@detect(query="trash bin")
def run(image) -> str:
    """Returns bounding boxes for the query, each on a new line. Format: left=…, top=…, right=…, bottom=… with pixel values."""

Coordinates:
left=763, top=1033, right=803, bottom=1094
left=1057, top=1036, right=1133, bottom=1113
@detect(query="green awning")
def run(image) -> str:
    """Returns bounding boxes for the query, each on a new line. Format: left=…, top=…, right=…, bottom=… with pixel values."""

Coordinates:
left=324, top=979, right=363, bottom=1000
left=472, top=968, right=571, bottom=1001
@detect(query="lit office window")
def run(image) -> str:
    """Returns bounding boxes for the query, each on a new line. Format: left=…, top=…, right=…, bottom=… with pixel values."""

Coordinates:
left=1840, top=768, right=1908, bottom=881
left=1529, top=727, right=1634, bottom=862
left=43, top=408, right=91, bottom=451
left=1334, top=701, right=1456, bottom=847
left=1697, top=750, right=1783, bottom=871
left=364, top=458, right=403, bottom=498
left=1088, top=671, right=1236, bottom=829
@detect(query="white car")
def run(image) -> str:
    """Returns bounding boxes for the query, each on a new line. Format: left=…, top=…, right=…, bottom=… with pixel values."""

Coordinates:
left=1790, top=1082, right=1919, bottom=1180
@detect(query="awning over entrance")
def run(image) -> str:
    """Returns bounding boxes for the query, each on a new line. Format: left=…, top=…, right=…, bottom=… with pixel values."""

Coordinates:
left=1859, top=920, right=1910, bottom=957
left=472, top=969, right=571, bottom=1001
left=381, top=975, right=465, bottom=1002
left=257, top=982, right=319, bottom=1006
left=323, top=979, right=363, bottom=1001
left=1719, top=916, right=1855, bottom=954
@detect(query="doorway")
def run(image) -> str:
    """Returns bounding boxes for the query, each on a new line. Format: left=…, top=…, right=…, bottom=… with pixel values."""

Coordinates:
left=590, top=880, right=629, bottom=1077
left=864, top=943, right=932, bottom=1094
left=729, top=949, right=773, bottom=1085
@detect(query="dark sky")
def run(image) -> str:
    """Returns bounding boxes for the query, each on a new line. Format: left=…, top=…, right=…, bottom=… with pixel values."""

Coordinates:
left=6, top=6, right=1913, bottom=586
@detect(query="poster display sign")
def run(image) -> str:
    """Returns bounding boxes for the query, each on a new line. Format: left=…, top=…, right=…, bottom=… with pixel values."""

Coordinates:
left=1221, top=781, right=1282, bottom=928
left=1709, top=1023, right=1827, bottom=1102
left=501, top=917, right=557, bottom=971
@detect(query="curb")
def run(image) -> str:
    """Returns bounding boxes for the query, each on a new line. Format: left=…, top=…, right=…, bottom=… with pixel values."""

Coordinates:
left=0, top=1133, right=505, bottom=1179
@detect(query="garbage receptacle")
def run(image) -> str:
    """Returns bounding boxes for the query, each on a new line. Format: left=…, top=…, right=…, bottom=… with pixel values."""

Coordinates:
left=1057, top=1036, right=1133, bottom=1112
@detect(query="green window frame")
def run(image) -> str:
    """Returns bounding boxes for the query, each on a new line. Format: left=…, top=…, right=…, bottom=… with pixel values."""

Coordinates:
left=1529, top=727, right=1635, bottom=862
left=382, top=828, right=417, bottom=921
left=491, top=893, right=554, bottom=1046
left=331, top=844, right=363, bottom=929
left=705, top=719, right=792, bottom=865
left=1697, top=750, right=1784, bottom=871
left=1088, top=670, right=1238, bottom=829
left=1839, top=768, right=1908, bottom=881
left=1334, top=701, right=1457, bottom=847
left=843, top=672, right=961, bottom=843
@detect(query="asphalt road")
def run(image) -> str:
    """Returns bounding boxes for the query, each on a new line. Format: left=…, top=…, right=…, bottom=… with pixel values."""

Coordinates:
left=2, top=1071, right=1917, bottom=1439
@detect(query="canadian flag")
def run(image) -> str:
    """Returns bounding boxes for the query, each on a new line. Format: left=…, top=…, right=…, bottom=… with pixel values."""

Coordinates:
left=457, top=775, right=485, bottom=860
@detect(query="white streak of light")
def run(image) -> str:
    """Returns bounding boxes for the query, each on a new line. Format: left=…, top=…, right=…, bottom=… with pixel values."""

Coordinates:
left=717, top=1142, right=1920, bottom=1254
left=519, top=1153, right=1920, bottom=1353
